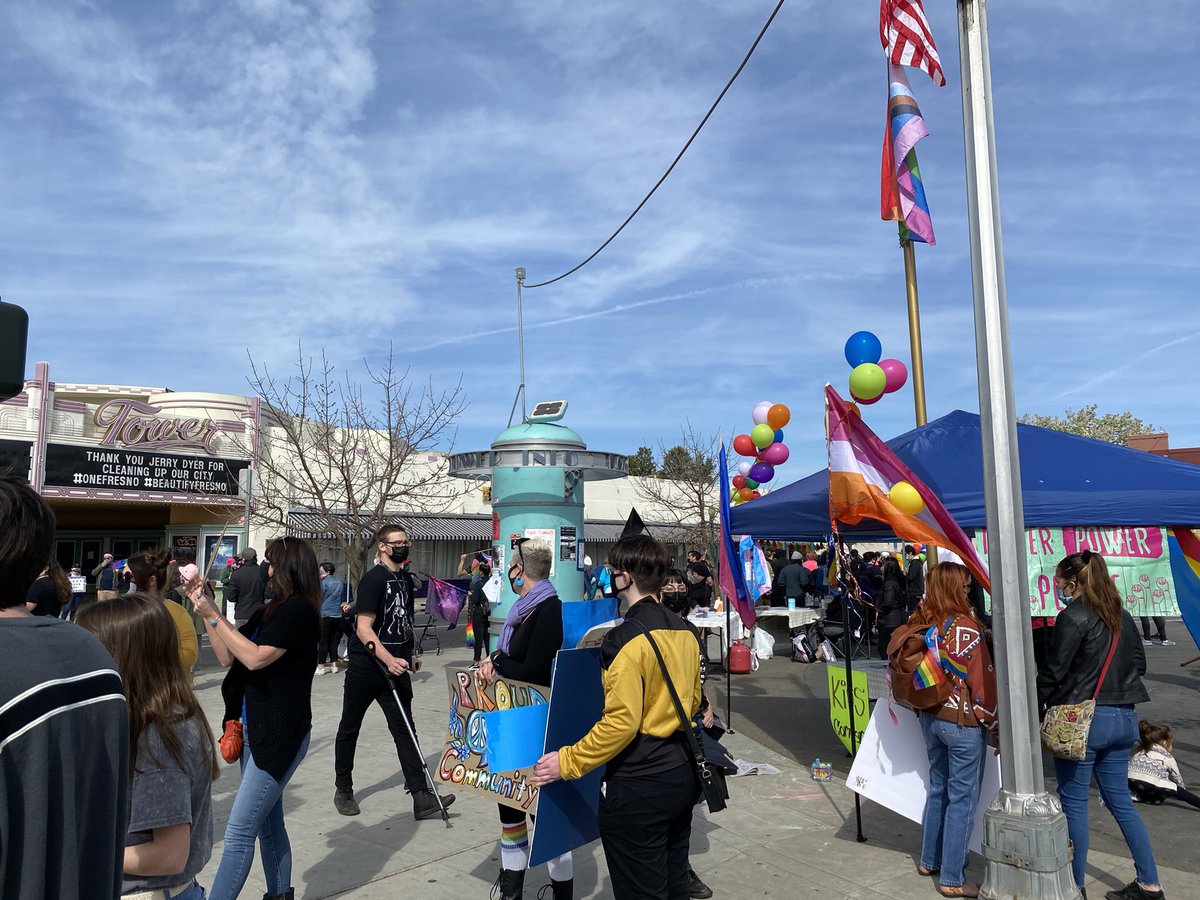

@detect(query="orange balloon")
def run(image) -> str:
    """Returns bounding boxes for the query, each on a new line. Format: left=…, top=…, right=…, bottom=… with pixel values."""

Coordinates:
left=738, top=487, right=754, bottom=501
left=766, top=403, right=791, bottom=430
left=847, top=402, right=861, bottom=417
left=750, top=490, right=762, bottom=499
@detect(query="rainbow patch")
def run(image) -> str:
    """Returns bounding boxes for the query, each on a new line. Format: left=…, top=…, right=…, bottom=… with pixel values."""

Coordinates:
left=913, top=627, right=945, bottom=690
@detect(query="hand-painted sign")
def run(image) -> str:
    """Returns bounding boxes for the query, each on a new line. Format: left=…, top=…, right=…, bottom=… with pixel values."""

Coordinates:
left=973, top=526, right=1179, bottom=616
left=827, top=664, right=870, bottom=754
left=438, top=668, right=548, bottom=813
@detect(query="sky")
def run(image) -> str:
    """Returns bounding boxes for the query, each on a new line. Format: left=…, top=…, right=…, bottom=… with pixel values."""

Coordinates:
left=3, top=0, right=1197, bottom=485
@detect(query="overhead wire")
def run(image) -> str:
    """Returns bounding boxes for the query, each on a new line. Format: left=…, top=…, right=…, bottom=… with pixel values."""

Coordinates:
left=523, top=0, right=788, bottom=290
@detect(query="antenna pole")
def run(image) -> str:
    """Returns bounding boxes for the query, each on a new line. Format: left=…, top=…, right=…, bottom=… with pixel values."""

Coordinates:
left=509, top=267, right=528, bottom=426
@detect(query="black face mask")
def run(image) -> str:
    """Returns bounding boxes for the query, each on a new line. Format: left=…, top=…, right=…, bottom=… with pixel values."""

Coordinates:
left=661, top=590, right=690, bottom=614
left=389, top=546, right=409, bottom=565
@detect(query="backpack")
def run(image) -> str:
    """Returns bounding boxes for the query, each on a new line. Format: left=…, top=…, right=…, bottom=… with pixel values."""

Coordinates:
left=886, top=617, right=958, bottom=712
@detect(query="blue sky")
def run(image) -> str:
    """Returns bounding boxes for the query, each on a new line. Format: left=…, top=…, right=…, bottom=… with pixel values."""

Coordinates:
left=3, top=0, right=1197, bottom=483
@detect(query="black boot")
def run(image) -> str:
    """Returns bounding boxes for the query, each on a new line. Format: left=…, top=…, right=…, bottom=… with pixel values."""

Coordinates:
left=534, top=879, right=573, bottom=900
left=262, top=891, right=294, bottom=900
left=492, top=868, right=525, bottom=900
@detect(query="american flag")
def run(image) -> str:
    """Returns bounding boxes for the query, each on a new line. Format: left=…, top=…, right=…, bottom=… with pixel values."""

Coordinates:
left=880, top=0, right=946, bottom=87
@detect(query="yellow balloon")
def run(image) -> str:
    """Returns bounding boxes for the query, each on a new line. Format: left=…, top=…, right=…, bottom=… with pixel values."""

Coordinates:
left=889, top=481, right=926, bottom=516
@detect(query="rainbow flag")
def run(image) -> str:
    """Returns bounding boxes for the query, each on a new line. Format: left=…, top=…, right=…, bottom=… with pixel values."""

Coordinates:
left=881, top=64, right=936, bottom=245
left=1169, top=527, right=1200, bottom=650
left=826, top=385, right=989, bottom=590
left=913, top=625, right=944, bottom=690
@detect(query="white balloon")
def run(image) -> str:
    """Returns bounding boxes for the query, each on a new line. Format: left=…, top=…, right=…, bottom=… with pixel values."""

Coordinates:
left=752, top=400, right=773, bottom=425
left=737, top=462, right=752, bottom=477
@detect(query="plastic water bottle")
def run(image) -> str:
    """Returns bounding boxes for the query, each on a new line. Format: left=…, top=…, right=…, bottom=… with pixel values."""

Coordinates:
left=810, top=758, right=832, bottom=782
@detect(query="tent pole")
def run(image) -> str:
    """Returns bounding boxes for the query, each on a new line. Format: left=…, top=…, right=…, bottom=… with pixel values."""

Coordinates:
left=840, top=554, right=865, bottom=843
left=724, top=587, right=734, bottom=733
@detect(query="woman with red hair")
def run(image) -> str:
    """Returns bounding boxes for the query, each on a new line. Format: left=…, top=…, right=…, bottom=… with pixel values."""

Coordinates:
left=909, top=562, right=997, bottom=898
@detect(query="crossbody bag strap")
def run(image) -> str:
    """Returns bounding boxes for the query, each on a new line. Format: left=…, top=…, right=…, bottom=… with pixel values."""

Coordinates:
left=1092, top=628, right=1120, bottom=702
left=630, top=619, right=704, bottom=762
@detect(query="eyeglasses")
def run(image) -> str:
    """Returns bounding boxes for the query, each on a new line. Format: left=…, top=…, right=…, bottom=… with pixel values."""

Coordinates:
left=383, top=540, right=410, bottom=547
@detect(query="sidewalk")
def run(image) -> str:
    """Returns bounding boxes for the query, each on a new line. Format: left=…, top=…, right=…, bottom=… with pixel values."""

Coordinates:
left=193, top=641, right=1192, bottom=898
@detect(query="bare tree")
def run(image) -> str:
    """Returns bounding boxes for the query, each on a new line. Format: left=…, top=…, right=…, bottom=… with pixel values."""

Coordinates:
left=246, top=344, right=468, bottom=587
left=632, top=422, right=720, bottom=552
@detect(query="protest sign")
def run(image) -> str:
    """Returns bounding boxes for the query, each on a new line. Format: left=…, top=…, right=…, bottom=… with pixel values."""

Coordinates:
left=827, top=664, right=869, bottom=754
left=974, top=526, right=1180, bottom=616
left=847, top=705, right=1000, bottom=853
left=438, top=668, right=548, bottom=813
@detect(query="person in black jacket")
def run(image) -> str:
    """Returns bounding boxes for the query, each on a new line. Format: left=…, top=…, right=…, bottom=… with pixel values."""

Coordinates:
left=476, top=538, right=570, bottom=900
left=876, top=556, right=907, bottom=659
left=774, top=552, right=813, bottom=609
left=1036, top=550, right=1164, bottom=900
left=903, top=545, right=925, bottom=613
left=224, top=548, right=265, bottom=625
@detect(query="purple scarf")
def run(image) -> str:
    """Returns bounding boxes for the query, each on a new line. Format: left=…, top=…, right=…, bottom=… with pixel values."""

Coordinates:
left=498, top=578, right=557, bottom=654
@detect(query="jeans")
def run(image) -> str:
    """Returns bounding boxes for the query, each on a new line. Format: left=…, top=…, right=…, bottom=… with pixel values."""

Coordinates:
left=919, top=714, right=987, bottom=888
left=334, top=655, right=426, bottom=794
left=209, top=730, right=310, bottom=900
left=598, top=765, right=698, bottom=899
left=163, top=881, right=207, bottom=899
left=1054, top=705, right=1159, bottom=888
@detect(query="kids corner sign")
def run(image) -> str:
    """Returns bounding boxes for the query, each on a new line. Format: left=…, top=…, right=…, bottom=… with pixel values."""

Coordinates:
left=974, top=526, right=1178, bottom=617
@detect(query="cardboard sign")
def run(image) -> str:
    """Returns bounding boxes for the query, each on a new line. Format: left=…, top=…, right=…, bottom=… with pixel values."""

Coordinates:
left=69, top=576, right=87, bottom=593
left=827, top=665, right=870, bottom=754
left=847, top=705, right=1000, bottom=853
left=438, top=669, right=549, bottom=813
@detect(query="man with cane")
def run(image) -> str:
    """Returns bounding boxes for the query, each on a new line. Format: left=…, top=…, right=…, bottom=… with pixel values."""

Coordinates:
left=333, top=523, right=455, bottom=819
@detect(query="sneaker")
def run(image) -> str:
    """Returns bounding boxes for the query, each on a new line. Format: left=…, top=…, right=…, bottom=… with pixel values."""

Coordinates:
left=1160, top=639, right=1175, bottom=646
left=316, top=665, right=326, bottom=675
left=1142, top=639, right=1153, bottom=646
left=334, top=789, right=360, bottom=816
left=413, top=788, right=455, bottom=819
left=1105, top=882, right=1164, bottom=900
left=688, top=867, right=713, bottom=899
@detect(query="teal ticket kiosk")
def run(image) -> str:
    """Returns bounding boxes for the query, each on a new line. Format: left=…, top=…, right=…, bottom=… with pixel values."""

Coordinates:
left=447, top=401, right=626, bottom=652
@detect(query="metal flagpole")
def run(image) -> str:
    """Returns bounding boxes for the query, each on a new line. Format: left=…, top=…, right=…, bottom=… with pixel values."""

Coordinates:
left=901, top=236, right=929, bottom=428
left=900, top=234, right=937, bottom=568
left=955, top=2, right=1076, bottom=897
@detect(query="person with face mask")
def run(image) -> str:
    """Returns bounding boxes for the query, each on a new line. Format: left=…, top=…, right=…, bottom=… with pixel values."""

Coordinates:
left=332, top=524, right=455, bottom=820
left=661, top=570, right=715, bottom=900
left=532, top=534, right=703, bottom=900
left=476, top=538, right=570, bottom=899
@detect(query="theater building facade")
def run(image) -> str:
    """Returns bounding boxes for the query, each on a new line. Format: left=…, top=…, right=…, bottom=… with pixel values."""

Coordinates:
left=2, top=363, right=253, bottom=578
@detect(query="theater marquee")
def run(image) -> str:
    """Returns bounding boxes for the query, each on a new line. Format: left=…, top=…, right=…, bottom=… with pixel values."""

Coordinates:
left=43, top=443, right=248, bottom=496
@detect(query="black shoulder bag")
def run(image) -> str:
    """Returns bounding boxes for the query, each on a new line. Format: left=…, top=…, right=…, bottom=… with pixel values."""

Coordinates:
left=632, top=620, right=727, bottom=814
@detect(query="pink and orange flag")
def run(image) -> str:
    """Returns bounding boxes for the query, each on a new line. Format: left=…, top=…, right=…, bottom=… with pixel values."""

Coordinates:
left=826, top=385, right=989, bottom=591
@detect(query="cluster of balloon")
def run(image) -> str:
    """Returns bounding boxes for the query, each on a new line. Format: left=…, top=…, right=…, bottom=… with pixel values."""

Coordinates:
left=844, top=331, right=908, bottom=407
left=730, top=402, right=791, bottom=505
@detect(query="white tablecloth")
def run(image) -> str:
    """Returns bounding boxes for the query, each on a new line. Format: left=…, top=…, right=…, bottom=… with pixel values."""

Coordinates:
left=755, top=607, right=820, bottom=630
left=687, top=611, right=746, bottom=652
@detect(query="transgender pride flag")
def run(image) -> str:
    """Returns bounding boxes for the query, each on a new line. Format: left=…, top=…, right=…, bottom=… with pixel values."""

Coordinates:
left=826, top=385, right=987, bottom=589
left=881, top=64, right=936, bottom=245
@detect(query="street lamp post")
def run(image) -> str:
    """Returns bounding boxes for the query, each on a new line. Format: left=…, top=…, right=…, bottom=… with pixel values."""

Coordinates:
left=955, top=2, right=1078, bottom=897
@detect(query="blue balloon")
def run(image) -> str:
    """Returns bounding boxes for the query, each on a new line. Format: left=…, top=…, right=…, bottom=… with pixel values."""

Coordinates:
left=845, top=331, right=883, bottom=367
left=773, top=429, right=784, bottom=443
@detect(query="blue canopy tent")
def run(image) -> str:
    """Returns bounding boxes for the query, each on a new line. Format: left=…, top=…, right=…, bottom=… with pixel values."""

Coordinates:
left=731, top=410, right=1200, bottom=539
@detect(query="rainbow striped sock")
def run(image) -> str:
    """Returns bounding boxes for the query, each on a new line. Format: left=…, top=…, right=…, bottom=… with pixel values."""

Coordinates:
left=500, top=821, right=529, bottom=871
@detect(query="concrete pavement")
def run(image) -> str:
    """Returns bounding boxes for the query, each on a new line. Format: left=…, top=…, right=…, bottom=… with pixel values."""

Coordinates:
left=192, top=634, right=1196, bottom=898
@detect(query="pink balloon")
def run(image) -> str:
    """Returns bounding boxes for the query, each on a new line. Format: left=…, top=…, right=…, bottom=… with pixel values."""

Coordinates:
left=880, top=358, right=908, bottom=394
left=737, top=462, right=752, bottom=477
left=761, top=442, right=790, bottom=466
left=852, top=389, right=882, bottom=406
